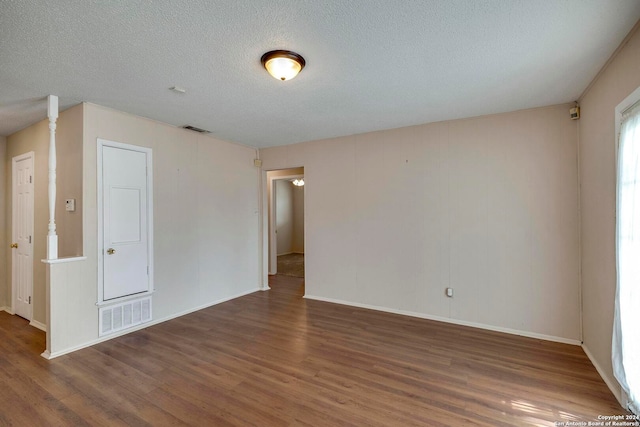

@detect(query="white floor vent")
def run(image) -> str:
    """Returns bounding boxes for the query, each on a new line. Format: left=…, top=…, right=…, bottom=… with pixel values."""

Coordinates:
left=99, top=296, right=152, bottom=337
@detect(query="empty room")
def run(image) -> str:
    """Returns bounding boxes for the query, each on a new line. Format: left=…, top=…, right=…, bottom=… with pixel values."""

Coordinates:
left=1, top=1, right=640, bottom=426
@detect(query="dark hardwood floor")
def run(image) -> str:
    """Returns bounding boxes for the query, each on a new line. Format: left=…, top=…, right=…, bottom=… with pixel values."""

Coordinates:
left=0, top=275, right=624, bottom=426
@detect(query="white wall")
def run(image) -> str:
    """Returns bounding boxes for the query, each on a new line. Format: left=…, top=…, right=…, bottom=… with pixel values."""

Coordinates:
left=276, top=179, right=293, bottom=255
left=0, top=135, right=6, bottom=309
left=260, top=103, right=580, bottom=342
left=579, top=23, right=640, bottom=401
left=47, top=103, right=261, bottom=355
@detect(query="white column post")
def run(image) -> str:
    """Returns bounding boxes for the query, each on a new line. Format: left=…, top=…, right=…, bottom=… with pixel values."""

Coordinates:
left=47, top=95, right=58, bottom=260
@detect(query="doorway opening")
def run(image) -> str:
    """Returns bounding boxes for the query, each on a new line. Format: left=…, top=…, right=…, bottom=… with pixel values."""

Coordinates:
left=266, top=167, right=305, bottom=296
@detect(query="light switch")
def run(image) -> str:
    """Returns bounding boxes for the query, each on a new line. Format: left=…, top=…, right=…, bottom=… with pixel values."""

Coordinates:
left=65, top=199, right=76, bottom=212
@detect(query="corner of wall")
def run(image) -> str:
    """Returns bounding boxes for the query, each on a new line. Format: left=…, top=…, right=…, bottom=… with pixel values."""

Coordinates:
left=582, top=344, right=624, bottom=407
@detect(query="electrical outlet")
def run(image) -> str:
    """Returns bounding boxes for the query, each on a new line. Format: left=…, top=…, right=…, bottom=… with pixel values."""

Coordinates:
left=446, top=288, right=453, bottom=297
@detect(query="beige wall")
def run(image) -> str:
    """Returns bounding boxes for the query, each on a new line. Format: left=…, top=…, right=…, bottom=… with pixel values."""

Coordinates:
left=56, top=105, right=84, bottom=257
left=5, top=104, right=83, bottom=324
left=276, top=179, right=294, bottom=255
left=261, top=103, right=581, bottom=342
left=274, top=180, right=305, bottom=255
left=579, top=23, right=640, bottom=400
left=48, top=103, right=261, bottom=354
left=292, top=184, right=304, bottom=253
left=0, top=136, right=6, bottom=308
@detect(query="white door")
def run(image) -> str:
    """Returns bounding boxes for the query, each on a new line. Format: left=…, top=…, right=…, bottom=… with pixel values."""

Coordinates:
left=12, top=152, right=34, bottom=320
left=102, top=144, right=151, bottom=301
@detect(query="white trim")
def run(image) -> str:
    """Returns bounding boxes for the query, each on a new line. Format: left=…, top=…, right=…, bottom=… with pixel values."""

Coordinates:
left=256, top=156, right=267, bottom=290
left=97, top=138, right=154, bottom=306
left=261, top=170, right=269, bottom=289
left=582, top=344, right=625, bottom=408
left=46, top=94, right=59, bottom=260
left=304, top=294, right=582, bottom=346
left=41, top=256, right=87, bottom=264
left=95, top=290, right=155, bottom=307
left=0, top=306, right=12, bottom=313
left=616, top=86, right=640, bottom=144
left=12, top=151, right=35, bottom=320
left=41, top=287, right=260, bottom=359
left=29, top=319, right=46, bottom=332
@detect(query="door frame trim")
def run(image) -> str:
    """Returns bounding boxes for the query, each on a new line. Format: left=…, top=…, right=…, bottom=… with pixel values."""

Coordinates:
left=97, top=138, right=154, bottom=306
left=11, top=151, right=35, bottom=319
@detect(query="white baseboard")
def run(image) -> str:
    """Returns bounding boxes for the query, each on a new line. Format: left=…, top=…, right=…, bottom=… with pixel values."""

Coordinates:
left=42, top=287, right=261, bottom=360
left=304, top=295, right=582, bottom=346
left=0, top=306, right=12, bottom=313
left=30, top=319, right=47, bottom=332
left=582, top=344, right=625, bottom=409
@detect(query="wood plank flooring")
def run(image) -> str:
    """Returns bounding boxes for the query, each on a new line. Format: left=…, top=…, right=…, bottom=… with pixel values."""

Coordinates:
left=0, top=275, right=625, bottom=426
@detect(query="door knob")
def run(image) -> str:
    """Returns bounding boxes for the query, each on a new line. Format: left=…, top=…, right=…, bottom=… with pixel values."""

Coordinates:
left=10, top=243, right=18, bottom=249
left=107, top=248, right=116, bottom=255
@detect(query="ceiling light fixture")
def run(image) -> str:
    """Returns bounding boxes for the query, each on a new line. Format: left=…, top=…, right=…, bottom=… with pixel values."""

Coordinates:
left=292, top=178, right=304, bottom=187
left=261, top=50, right=306, bottom=81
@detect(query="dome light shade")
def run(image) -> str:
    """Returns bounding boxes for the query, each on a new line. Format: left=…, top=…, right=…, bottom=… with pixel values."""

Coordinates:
left=261, top=50, right=306, bottom=81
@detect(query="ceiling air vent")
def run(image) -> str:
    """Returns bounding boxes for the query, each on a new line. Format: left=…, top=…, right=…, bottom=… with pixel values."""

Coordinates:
left=181, top=125, right=211, bottom=134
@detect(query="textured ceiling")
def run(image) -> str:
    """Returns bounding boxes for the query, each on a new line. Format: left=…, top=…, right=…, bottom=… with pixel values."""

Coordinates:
left=1, top=1, right=639, bottom=148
